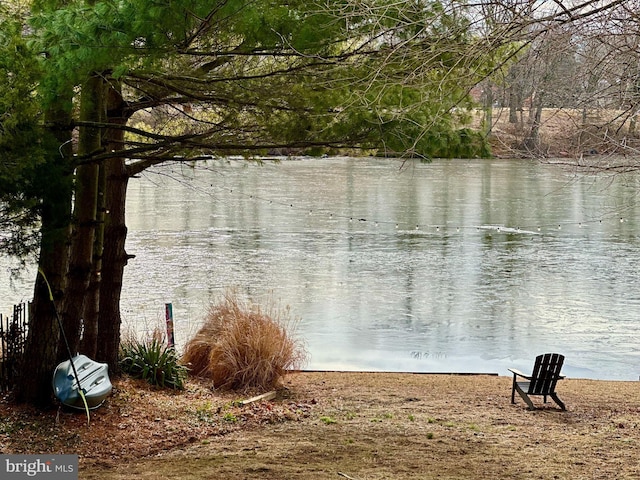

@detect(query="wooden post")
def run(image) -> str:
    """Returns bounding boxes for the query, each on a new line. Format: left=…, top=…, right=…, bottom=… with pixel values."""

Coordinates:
left=165, top=303, right=175, bottom=348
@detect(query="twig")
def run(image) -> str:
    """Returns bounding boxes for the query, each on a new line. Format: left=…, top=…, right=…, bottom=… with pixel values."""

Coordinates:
left=338, top=472, right=359, bottom=480
left=239, top=391, right=277, bottom=406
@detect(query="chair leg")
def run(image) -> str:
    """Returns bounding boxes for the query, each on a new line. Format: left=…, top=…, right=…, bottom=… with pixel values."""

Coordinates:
left=514, top=384, right=536, bottom=410
left=550, top=393, right=566, bottom=411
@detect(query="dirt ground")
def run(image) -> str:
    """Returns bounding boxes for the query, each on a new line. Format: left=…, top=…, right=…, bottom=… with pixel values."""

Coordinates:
left=2, top=371, right=640, bottom=479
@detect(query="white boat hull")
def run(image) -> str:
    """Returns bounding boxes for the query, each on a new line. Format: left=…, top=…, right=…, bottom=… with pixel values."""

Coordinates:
left=52, top=355, right=112, bottom=410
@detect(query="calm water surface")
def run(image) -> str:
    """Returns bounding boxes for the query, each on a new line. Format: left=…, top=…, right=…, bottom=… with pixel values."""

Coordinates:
left=2, top=157, right=640, bottom=379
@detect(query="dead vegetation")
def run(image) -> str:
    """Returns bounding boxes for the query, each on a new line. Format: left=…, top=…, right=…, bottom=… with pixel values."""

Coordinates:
left=2, top=372, right=640, bottom=479
left=181, top=291, right=308, bottom=390
left=487, top=108, right=640, bottom=159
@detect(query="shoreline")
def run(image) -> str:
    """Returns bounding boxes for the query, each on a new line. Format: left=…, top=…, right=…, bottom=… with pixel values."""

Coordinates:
left=294, top=368, right=640, bottom=382
left=292, top=369, right=500, bottom=376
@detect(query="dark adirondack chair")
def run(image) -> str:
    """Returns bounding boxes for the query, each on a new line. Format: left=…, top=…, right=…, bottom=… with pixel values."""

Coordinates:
left=509, top=353, right=566, bottom=410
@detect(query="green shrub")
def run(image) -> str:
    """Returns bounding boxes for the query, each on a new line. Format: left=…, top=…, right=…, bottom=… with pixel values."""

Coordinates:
left=120, top=337, right=187, bottom=390
left=181, top=290, right=308, bottom=390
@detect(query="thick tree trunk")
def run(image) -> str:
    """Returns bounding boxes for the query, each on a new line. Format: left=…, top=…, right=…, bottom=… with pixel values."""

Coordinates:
left=96, top=82, right=131, bottom=372
left=78, top=0, right=104, bottom=360
left=97, top=163, right=129, bottom=372
left=58, top=76, right=103, bottom=362
left=14, top=103, right=73, bottom=406
left=80, top=162, right=105, bottom=357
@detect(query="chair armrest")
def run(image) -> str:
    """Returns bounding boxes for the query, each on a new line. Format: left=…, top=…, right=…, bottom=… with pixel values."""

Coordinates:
left=508, top=368, right=532, bottom=380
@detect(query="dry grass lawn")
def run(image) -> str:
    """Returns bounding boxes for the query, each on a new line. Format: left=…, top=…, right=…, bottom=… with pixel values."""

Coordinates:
left=2, top=371, right=640, bottom=479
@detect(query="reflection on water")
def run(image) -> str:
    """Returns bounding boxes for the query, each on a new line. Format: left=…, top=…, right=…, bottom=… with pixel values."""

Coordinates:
left=2, top=157, right=640, bottom=379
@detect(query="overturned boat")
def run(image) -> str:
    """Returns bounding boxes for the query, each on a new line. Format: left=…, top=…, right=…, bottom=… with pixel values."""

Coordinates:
left=53, top=354, right=112, bottom=410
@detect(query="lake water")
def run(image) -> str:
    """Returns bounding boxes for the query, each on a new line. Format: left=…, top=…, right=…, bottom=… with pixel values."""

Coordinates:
left=2, top=157, right=640, bottom=380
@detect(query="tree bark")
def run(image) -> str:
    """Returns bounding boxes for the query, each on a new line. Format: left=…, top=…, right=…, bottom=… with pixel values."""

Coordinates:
left=483, top=81, right=494, bottom=135
left=58, top=75, right=103, bottom=362
left=80, top=162, right=105, bottom=357
left=96, top=82, right=131, bottom=372
left=523, top=90, right=544, bottom=153
left=14, top=102, right=73, bottom=406
left=629, top=105, right=638, bottom=136
left=508, top=86, right=519, bottom=124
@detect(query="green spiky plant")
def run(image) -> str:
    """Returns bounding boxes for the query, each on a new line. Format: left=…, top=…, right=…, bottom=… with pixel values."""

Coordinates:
left=120, top=336, right=187, bottom=390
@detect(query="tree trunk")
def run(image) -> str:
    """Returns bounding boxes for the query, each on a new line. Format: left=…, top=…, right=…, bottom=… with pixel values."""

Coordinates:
left=96, top=82, right=132, bottom=372
left=14, top=102, right=73, bottom=406
left=483, top=81, right=494, bottom=135
left=58, top=75, right=103, bottom=362
left=97, top=161, right=130, bottom=372
left=506, top=63, right=523, bottom=126
left=78, top=0, right=103, bottom=359
left=80, top=162, right=105, bottom=357
left=523, top=91, right=544, bottom=153
left=508, top=86, right=519, bottom=124
left=629, top=107, right=638, bottom=136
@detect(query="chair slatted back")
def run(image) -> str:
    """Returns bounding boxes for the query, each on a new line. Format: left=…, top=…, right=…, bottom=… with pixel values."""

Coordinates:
left=528, top=353, right=564, bottom=395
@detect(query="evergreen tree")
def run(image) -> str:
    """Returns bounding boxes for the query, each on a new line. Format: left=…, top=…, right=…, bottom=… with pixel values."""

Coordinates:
left=5, top=0, right=500, bottom=405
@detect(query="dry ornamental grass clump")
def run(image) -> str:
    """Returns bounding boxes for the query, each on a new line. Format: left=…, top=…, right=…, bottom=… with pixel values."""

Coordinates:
left=181, top=291, right=308, bottom=390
